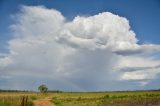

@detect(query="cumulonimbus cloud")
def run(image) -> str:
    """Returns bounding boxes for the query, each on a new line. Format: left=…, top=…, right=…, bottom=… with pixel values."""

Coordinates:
left=0, top=6, right=160, bottom=91
left=56, top=12, right=160, bottom=55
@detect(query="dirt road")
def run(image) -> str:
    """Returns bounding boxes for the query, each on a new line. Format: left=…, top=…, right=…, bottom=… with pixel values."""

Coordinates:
left=34, top=97, right=55, bottom=106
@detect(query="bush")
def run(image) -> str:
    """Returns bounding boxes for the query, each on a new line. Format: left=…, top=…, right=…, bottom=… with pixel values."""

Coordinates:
left=51, top=97, right=61, bottom=105
left=30, top=96, right=37, bottom=100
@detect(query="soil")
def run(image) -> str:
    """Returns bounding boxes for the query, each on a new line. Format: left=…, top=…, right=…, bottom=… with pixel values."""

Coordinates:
left=34, top=97, right=55, bottom=106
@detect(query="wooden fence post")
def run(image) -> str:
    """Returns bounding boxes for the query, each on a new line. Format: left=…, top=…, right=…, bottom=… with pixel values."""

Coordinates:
left=21, top=96, right=28, bottom=106
left=21, top=96, right=25, bottom=106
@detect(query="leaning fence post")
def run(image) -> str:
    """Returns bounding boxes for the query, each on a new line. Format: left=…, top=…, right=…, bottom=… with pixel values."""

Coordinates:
left=21, top=96, right=25, bottom=106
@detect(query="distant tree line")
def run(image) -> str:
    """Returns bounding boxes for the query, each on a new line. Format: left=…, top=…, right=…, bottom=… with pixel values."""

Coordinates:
left=0, top=89, right=34, bottom=92
left=47, top=90, right=63, bottom=93
left=0, top=89, right=64, bottom=93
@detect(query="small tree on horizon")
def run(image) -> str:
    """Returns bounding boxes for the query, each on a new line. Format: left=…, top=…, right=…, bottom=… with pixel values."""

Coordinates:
left=38, top=84, right=48, bottom=93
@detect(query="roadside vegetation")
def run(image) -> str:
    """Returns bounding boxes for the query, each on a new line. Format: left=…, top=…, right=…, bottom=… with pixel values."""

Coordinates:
left=0, top=90, right=160, bottom=106
left=51, top=91, right=160, bottom=106
left=101, top=92, right=160, bottom=106
left=0, top=92, right=36, bottom=106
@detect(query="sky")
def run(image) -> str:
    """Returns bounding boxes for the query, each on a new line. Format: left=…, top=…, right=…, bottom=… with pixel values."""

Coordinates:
left=0, top=0, right=160, bottom=91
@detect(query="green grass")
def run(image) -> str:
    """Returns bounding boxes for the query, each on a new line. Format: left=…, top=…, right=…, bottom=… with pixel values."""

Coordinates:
left=0, top=91, right=160, bottom=106
left=51, top=92, right=105, bottom=106
left=51, top=91, right=160, bottom=106
left=101, top=92, right=160, bottom=106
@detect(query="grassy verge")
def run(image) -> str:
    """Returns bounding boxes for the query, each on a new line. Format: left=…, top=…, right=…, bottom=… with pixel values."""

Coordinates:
left=51, top=91, right=160, bottom=106
left=1, top=91, right=160, bottom=106
left=0, top=92, right=36, bottom=106
left=101, top=93, right=160, bottom=106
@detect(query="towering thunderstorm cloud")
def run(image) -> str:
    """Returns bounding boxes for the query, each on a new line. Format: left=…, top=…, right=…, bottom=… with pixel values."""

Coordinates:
left=0, top=6, right=160, bottom=91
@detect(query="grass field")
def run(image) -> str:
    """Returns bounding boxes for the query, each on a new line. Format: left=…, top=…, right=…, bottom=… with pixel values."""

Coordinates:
left=51, top=91, right=160, bottom=106
left=0, top=92, right=37, bottom=106
left=0, top=91, right=160, bottom=106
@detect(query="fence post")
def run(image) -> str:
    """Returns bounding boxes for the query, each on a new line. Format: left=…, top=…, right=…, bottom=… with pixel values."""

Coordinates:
left=21, top=96, right=28, bottom=106
left=21, top=96, right=25, bottom=106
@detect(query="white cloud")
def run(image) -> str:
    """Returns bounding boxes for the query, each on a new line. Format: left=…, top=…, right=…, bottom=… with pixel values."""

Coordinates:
left=0, top=6, right=160, bottom=91
left=0, top=57, right=12, bottom=68
left=56, top=12, right=139, bottom=51
left=56, top=12, right=160, bottom=55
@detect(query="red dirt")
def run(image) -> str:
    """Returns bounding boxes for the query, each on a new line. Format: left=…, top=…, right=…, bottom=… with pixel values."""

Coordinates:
left=34, top=97, right=55, bottom=106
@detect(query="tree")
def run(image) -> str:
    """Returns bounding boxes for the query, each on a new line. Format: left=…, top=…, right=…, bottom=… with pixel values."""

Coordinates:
left=38, top=84, right=48, bottom=93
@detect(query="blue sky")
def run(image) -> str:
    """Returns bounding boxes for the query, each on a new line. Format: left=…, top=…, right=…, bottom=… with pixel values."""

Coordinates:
left=1, top=0, right=160, bottom=53
left=0, top=0, right=160, bottom=91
